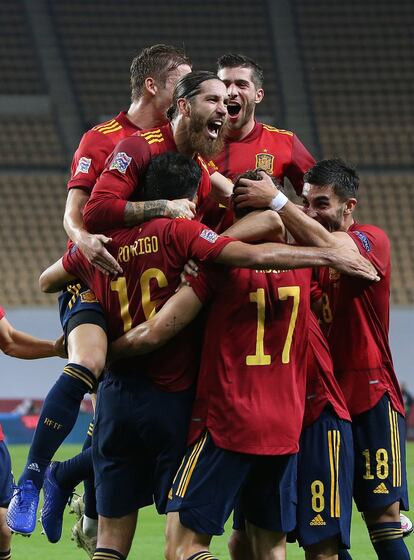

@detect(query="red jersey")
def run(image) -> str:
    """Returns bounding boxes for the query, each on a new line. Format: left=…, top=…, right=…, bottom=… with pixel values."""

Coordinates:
left=83, top=123, right=212, bottom=233
left=63, top=219, right=233, bottom=392
left=203, top=121, right=315, bottom=231
left=188, top=265, right=312, bottom=455
left=67, top=111, right=140, bottom=195
left=317, top=223, right=404, bottom=417
left=304, top=313, right=351, bottom=428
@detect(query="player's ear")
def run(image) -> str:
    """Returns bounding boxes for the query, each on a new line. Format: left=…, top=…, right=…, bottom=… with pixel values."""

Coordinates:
left=344, top=198, right=357, bottom=215
left=255, top=88, right=264, bottom=104
left=144, top=77, right=157, bottom=96
left=177, top=98, right=191, bottom=117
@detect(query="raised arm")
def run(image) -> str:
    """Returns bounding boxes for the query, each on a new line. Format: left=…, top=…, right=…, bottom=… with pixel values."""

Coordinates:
left=0, top=316, right=65, bottom=359
left=110, top=286, right=203, bottom=360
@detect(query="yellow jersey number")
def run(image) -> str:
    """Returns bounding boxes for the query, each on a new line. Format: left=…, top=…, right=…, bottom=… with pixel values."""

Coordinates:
left=246, top=286, right=300, bottom=366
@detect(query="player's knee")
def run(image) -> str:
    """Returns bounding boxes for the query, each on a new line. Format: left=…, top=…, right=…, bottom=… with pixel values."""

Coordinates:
left=68, top=353, right=105, bottom=378
left=363, top=501, right=401, bottom=525
left=164, top=538, right=176, bottom=560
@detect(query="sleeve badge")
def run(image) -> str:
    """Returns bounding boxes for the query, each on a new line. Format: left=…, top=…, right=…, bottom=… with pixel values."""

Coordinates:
left=200, top=229, right=219, bottom=243
left=109, top=152, right=132, bottom=174
left=75, top=157, right=92, bottom=175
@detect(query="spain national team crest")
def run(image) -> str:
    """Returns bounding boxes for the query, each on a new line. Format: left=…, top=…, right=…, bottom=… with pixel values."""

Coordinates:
left=80, top=290, right=99, bottom=304
left=255, top=153, right=274, bottom=174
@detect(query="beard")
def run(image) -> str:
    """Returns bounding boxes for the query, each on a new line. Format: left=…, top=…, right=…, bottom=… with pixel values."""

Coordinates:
left=320, top=206, right=344, bottom=232
left=188, top=112, right=227, bottom=159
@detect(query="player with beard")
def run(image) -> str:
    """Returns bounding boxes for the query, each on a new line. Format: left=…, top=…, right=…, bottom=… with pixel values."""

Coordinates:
left=83, top=71, right=232, bottom=234
left=39, top=152, right=379, bottom=560
left=234, top=160, right=410, bottom=560
left=201, top=53, right=315, bottom=232
left=6, top=45, right=193, bottom=543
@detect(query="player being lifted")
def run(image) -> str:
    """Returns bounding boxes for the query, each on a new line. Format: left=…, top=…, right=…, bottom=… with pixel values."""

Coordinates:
left=6, top=44, right=193, bottom=539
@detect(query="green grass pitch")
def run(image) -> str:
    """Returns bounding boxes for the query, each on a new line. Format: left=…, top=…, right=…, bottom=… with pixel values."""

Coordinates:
left=7, top=442, right=414, bottom=559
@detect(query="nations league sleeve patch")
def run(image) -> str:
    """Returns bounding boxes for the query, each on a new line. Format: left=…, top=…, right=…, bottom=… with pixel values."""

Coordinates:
left=200, top=229, right=219, bottom=243
left=109, top=152, right=132, bottom=174
left=354, top=230, right=371, bottom=252
left=75, top=156, right=92, bottom=175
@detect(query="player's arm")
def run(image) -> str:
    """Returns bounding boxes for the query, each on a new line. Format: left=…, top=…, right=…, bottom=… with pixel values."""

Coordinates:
left=0, top=316, right=65, bottom=359
left=110, top=286, right=203, bottom=360
left=210, top=171, right=233, bottom=207
left=234, top=171, right=353, bottom=249
left=83, top=137, right=195, bottom=232
left=123, top=198, right=196, bottom=227
left=64, top=188, right=122, bottom=276
left=39, top=258, right=77, bottom=293
left=284, top=134, right=316, bottom=196
left=213, top=240, right=379, bottom=281
left=223, top=209, right=286, bottom=243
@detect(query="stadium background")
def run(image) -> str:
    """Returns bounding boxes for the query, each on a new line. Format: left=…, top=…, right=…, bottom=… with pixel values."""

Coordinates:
left=0, top=1, right=413, bottom=557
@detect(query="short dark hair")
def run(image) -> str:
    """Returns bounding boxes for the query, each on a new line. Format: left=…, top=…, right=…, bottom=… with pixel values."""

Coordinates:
left=304, top=158, right=359, bottom=201
left=217, top=53, right=264, bottom=89
left=167, top=70, right=222, bottom=120
left=130, top=44, right=191, bottom=101
left=233, top=168, right=280, bottom=218
left=142, top=152, right=202, bottom=201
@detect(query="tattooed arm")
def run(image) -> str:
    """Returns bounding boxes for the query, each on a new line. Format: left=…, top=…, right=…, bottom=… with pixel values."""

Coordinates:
left=124, top=199, right=195, bottom=227
left=110, top=286, right=203, bottom=360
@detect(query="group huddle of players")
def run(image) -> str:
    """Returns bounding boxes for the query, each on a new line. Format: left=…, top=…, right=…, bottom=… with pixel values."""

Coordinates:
left=0, top=44, right=411, bottom=560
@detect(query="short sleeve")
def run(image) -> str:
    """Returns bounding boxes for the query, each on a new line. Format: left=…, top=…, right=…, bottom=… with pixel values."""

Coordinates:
left=347, top=225, right=390, bottom=278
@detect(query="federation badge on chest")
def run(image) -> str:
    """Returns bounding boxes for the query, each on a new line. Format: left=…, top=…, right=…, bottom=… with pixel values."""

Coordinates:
left=255, top=153, right=274, bottom=174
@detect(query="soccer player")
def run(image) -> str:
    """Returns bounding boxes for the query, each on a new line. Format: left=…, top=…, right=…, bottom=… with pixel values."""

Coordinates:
left=0, top=305, right=65, bottom=557
left=39, top=153, right=377, bottom=560
left=201, top=53, right=315, bottom=232
left=6, top=44, right=193, bottom=540
left=236, top=159, right=410, bottom=560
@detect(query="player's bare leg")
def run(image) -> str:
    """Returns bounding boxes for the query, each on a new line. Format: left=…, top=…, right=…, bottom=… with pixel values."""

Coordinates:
left=245, top=521, right=286, bottom=560
left=228, top=529, right=253, bottom=560
left=96, top=511, right=138, bottom=559
left=67, top=323, right=107, bottom=379
left=165, top=511, right=214, bottom=560
left=363, top=501, right=410, bottom=559
left=0, top=507, right=11, bottom=557
left=304, top=536, right=339, bottom=560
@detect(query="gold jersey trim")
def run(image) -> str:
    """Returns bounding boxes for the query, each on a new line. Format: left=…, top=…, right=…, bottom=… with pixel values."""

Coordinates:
left=262, top=124, right=293, bottom=136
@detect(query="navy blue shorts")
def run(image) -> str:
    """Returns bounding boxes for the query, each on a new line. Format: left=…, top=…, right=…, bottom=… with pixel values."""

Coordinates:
left=0, top=441, right=13, bottom=507
left=167, top=431, right=297, bottom=536
left=58, top=282, right=106, bottom=337
left=93, top=373, right=194, bottom=518
left=295, top=408, right=354, bottom=548
left=352, top=394, right=408, bottom=512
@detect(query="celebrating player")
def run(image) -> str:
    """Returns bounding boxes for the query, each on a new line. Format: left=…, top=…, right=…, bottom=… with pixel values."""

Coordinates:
left=236, top=159, right=410, bottom=560
left=6, top=44, right=192, bottom=541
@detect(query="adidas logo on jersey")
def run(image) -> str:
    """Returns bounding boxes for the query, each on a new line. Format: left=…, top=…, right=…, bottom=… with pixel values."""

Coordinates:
left=373, top=482, right=389, bottom=494
left=27, top=462, right=40, bottom=472
left=310, top=514, right=326, bottom=526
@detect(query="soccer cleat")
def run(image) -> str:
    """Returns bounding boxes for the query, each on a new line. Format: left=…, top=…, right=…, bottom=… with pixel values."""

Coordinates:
left=401, top=513, right=413, bottom=538
left=6, top=480, right=40, bottom=536
left=69, top=494, right=85, bottom=520
left=71, top=515, right=97, bottom=559
left=40, top=462, right=74, bottom=543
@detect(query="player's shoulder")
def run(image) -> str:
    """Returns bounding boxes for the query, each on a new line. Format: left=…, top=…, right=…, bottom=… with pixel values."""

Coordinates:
left=352, top=223, right=389, bottom=242
left=137, top=125, right=169, bottom=146
left=260, top=122, right=294, bottom=138
left=91, top=116, right=124, bottom=136
left=350, top=223, right=390, bottom=254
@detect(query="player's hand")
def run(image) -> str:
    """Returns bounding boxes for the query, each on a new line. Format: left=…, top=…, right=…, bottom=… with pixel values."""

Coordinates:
left=177, top=260, right=199, bottom=291
left=78, top=233, right=123, bottom=276
left=234, top=171, right=278, bottom=209
left=166, top=199, right=196, bottom=220
left=331, top=246, right=380, bottom=281
left=54, top=334, right=67, bottom=358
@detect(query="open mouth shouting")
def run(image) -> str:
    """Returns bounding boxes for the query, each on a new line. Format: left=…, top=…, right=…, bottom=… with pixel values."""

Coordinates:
left=227, top=102, right=242, bottom=120
left=207, top=119, right=225, bottom=139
